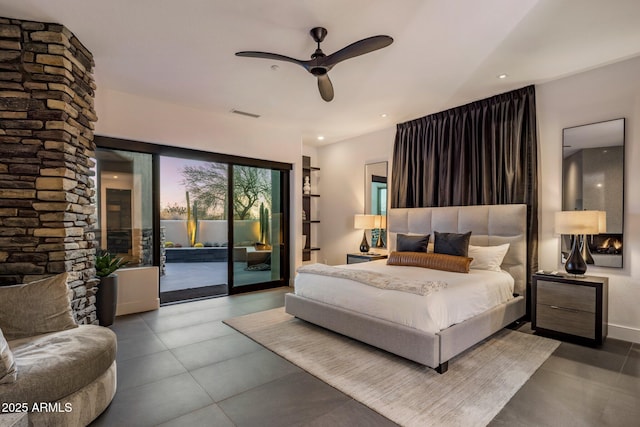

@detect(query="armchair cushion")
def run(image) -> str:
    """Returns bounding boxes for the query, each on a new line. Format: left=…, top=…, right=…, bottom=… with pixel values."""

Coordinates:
left=0, top=273, right=77, bottom=341
left=2, top=325, right=117, bottom=406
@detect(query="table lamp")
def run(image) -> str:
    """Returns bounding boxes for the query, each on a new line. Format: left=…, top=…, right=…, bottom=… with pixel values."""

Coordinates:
left=555, top=210, right=604, bottom=276
left=354, top=214, right=376, bottom=253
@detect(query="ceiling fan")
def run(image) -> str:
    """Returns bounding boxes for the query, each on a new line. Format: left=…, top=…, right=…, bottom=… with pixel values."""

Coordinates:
left=235, top=27, right=393, bottom=102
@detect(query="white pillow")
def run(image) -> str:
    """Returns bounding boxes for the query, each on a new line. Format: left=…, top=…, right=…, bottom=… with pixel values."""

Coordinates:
left=468, top=244, right=510, bottom=272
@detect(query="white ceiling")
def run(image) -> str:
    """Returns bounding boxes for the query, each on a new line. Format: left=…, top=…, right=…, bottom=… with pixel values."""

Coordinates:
left=2, top=0, right=640, bottom=146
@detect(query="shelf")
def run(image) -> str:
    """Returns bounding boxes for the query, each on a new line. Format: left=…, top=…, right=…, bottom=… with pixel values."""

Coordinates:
left=302, top=155, right=319, bottom=262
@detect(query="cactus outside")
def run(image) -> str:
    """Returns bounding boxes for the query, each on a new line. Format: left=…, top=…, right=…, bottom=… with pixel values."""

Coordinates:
left=186, top=191, right=199, bottom=247
left=259, top=202, right=271, bottom=248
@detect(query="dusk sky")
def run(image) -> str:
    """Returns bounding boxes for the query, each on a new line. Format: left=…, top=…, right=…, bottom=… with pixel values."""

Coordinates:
left=159, top=156, right=223, bottom=209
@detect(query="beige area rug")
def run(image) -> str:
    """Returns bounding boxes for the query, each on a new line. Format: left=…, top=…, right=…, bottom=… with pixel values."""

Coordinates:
left=224, top=307, right=559, bottom=427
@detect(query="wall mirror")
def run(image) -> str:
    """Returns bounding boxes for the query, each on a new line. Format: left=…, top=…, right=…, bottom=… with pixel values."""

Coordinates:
left=365, top=161, right=388, bottom=248
left=562, top=118, right=624, bottom=267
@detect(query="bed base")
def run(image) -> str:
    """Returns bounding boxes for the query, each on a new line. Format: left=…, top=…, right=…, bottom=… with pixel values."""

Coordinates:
left=284, top=293, right=525, bottom=374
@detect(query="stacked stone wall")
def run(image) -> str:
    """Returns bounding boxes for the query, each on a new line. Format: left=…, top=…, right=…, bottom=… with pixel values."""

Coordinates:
left=0, top=17, right=98, bottom=324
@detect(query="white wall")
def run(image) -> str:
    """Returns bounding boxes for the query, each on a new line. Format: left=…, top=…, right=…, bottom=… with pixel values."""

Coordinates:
left=316, top=55, right=640, bottom=342
left=94, top=87, right=304, bottom=283
left=316, top=127, right=394, bottom=266
left=95, top=88, right=302, bottom=164
left=161, top=219, right=260, bottom=247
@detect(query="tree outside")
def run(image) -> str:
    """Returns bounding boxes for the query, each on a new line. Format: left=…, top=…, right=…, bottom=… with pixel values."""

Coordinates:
left=173, top=163, right=271, bottom=220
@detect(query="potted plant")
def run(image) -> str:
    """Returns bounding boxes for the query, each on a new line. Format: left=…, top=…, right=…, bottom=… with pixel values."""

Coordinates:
left=95, top=250, right=127, bottom=327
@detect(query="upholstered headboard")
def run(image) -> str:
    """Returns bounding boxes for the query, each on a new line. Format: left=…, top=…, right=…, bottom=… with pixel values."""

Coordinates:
left=388, top=204, right=527, bottom=300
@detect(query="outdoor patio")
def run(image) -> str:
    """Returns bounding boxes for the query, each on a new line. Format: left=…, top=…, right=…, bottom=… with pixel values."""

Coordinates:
left=161, top=262, right=273, bottom=292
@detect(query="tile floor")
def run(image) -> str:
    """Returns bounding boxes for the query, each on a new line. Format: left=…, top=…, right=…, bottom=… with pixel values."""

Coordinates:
left=91, top=287, right=639, bottom=426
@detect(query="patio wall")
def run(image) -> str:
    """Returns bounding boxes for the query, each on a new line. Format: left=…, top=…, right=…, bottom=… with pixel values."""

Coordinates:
left=161, top=219, right=260, bottom=247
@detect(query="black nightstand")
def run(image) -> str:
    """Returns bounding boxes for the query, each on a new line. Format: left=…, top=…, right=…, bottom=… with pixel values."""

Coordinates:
left=532, top=273, right=608, bottom=346
left=346, top=253, right=388, bottom=264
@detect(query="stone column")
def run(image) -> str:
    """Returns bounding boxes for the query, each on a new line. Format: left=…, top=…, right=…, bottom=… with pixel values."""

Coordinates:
left=0, top=17, right=98, bottom=324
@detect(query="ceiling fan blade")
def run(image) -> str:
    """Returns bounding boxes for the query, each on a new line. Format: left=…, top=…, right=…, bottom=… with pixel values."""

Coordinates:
left=323, top=35, right=393, bottom=68
left=235, top=51, right=309, bottom=69
left=317, top=74, right=334, bottom=102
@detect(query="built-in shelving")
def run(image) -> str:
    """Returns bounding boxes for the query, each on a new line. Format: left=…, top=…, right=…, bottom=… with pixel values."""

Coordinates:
left=302, top=155, right=320, bottom=261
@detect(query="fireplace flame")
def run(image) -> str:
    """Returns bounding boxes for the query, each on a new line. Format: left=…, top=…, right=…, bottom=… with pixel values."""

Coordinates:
left=599, top=238, right=623, bottom=251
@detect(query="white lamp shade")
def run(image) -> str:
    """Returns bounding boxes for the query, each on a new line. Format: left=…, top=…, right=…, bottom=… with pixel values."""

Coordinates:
left=554, top=210, right=603, bottom=235
left=597, top=210, right=607, bottom=233
left=354, top=214, right=377, bottom=230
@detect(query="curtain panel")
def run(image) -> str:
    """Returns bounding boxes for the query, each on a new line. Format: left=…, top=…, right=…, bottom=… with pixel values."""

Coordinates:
left=391, top=85, right=538, bottom=289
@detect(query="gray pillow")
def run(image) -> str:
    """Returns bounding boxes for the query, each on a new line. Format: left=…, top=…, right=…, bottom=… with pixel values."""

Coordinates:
left=397, top=234, right=430, bottom=252
left=434, top=231, right=472, bottom=257
left=0, top=272, right=77, bottom=341
left=0, top=327, right=17, bottom=384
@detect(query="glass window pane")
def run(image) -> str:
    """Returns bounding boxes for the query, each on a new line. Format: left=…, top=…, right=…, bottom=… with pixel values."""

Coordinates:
left=160, top=156, right=229, bottom=302
left=95, top=149, right=153, bottom=267
left=233, top=166, right=284, bottom=287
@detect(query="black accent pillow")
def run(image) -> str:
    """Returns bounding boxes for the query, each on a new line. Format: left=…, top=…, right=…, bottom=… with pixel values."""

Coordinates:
left=434, top=231, right=472, bottom=257
left=396, top=234, right=429, bottom=252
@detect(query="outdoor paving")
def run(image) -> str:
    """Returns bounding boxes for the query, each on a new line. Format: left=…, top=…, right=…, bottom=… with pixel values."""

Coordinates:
left=161, top=262, right=273, bottom=292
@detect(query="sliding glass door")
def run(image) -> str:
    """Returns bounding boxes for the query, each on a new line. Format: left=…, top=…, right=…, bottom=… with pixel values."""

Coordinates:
left=231, top=166, right=287, bottom=292
left=94, top=136, right=291, bottom=304
left=159, top=156, right=229, bottom=303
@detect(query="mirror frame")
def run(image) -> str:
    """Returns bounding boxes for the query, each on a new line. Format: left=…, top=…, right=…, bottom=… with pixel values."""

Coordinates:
left=561, top=118, right=625, bottom=268
left=365, top=161, right=388, bottom=248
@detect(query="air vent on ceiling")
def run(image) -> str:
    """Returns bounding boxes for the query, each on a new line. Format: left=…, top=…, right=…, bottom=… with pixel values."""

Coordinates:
left=231, top=109, right=260, bottom=119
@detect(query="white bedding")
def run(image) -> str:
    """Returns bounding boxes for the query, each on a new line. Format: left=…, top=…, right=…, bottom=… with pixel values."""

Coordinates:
left=294, top=259, right=515, bottom=334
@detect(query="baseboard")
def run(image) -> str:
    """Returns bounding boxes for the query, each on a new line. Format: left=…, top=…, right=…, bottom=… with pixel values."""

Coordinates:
left=608, top=323, right=640, bottom=344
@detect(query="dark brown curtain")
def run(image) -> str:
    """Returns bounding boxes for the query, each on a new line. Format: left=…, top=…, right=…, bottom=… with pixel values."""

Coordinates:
left=391, top=85, right=538, bottom=287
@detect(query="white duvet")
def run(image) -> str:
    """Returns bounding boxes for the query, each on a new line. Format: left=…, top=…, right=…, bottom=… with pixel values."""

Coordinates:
left=294, top=259, right=514, bottom=334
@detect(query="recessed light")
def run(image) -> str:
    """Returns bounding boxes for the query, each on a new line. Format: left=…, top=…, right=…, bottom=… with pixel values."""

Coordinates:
left=596, top=183, right=603, bottom=188
left=317, top=136, right=325, bottom=141
left=270, top=64, right=279, bottom=71
left=381, top=113, right=388, bottom=118
left=497, top=74, right=508, bottom=79
left=113, top=175, right=118, bottom=179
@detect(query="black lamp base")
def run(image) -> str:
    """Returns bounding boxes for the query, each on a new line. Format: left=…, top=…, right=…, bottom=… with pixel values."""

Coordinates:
left=374, top=228, right=385, bottom=248
left=359, top=231, right=370, bottom=253
left=565, top=235, right=587, bottom=276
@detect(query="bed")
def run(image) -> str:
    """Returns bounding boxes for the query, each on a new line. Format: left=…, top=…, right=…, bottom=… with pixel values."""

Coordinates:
left=285, top=204, right=527, bottom=373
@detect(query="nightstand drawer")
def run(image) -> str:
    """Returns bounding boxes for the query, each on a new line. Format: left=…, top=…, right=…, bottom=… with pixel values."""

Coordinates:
left=537, top=280, right=596, bottom=313
left=536, top=304, right=596, bottom=339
